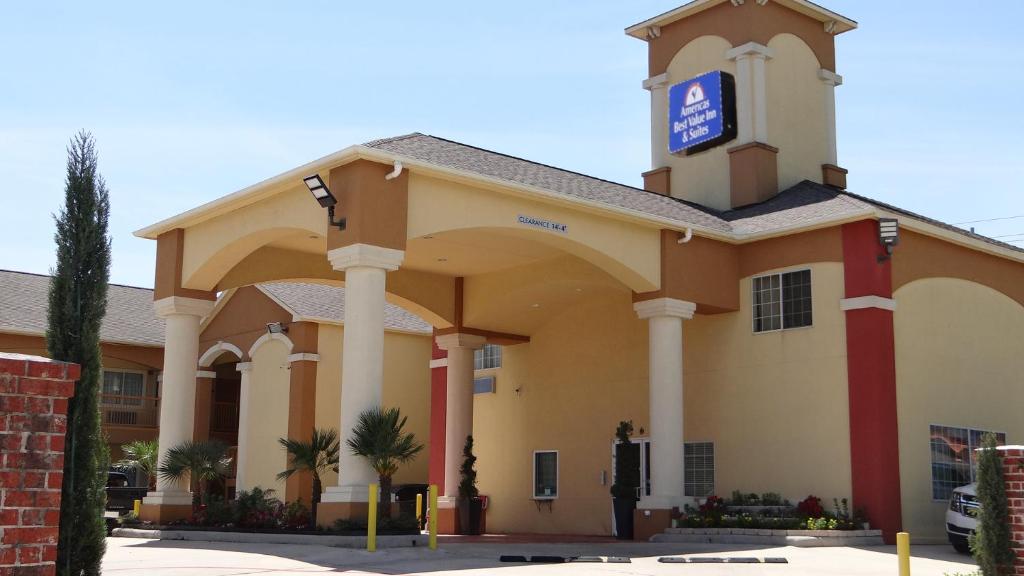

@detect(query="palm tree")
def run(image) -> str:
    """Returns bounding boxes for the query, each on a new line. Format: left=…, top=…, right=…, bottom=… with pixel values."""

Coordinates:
left=347, top=407, right=423, bottom=519
left=277, top=428, right=340, bottom=526
left=114, top=439, right=159, bottom=491
left=157, top=439, right=232, bottom=511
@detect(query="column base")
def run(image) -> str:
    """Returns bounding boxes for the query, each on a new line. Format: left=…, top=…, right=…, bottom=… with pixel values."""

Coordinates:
left=315, top=501, right=369, bottom=529
left=142, top=490, right=193, bottom=506
left=436, top=497, right=459, bottom=534
left=633, top=508, right=673, bottom=542
left=139, top=503, right=193, bottom=524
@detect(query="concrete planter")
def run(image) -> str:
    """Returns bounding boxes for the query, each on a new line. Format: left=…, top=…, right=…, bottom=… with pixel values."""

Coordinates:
left=652, top=527, right=883, bottom=547
left=111, top=528, right=428, bottom=548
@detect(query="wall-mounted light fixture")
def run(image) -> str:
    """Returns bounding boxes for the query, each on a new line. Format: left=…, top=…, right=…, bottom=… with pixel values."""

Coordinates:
left=878, top=218, right=899, bottom=262
left=266, top=322, right=288, bottom=335
left=303, top=174, right=346, bottom=231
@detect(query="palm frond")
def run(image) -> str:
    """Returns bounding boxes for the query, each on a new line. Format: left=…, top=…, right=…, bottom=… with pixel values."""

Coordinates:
left=346, top=406, right=424, bottom=477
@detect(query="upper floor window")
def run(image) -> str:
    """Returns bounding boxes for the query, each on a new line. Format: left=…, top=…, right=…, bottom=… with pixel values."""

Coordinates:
left=474, top=344, right=502, bottom=370
left=753, top=269, right=812, bottom=333
left=102, top=369, right=145, bottom=406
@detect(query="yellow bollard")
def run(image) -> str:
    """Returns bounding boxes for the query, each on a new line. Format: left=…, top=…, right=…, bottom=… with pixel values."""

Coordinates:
left=416, top=493, right=423, bottom=528
left=132, top=499, right=141, bottom=517
left=897, top=532, right=910, bottom=576
left=367, top=483, right=378, bottom=553
left=428, top=484, right=438, bottom=550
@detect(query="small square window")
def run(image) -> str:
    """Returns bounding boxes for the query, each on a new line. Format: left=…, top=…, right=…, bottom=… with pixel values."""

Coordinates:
left=474, top=344, right=502, bottom=370
left=533, top=451, right=558, bottom=499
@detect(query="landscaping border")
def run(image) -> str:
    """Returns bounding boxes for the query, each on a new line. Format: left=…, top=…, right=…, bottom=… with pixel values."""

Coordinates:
left=111, top=528, right=428, bottom=548
left=651, top=528, right=883, bottom=547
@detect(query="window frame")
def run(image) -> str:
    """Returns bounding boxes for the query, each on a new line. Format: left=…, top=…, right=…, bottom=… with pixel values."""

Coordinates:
left=684, top=441, right=715, bottom=498
left=928, top=423, right=1007, bottom=502
left=752, top=268, right=813, bottom=334
left=101, top=368, right=147, bottom=406
left=474, top=344, right=502, bottom=371
left=532, top=450, right=559, bottom=500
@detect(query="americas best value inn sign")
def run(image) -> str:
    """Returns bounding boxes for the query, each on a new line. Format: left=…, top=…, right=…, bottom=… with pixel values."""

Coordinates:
left=668, top=70, right=738, bottom=155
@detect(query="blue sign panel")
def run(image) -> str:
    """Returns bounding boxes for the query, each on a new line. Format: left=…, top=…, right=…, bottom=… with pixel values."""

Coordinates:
left=667, top=70, right=737, bottom=155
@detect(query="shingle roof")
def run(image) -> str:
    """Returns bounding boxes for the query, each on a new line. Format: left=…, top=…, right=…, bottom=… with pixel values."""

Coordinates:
left=364, top=133, right=731, bottom=232
left=365, top=134, right=1020, bottom=254
left=0, top=270, right=165, bottom=347
left=258, top=283, right=432, bottom=334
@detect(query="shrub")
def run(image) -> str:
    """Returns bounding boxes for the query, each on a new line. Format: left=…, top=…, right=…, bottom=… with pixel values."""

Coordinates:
left=282, top=500, right=312, bottom=531
left=235, top=487, right=282, bottom=529
left=797, top=495, right=824, bottom=518
left=972, top=433, right=1013, bottom=575
left=761, top=492, right=783, bottom=506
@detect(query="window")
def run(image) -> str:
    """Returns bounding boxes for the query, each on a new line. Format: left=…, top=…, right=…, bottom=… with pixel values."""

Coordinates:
left=930, top=425, right=1006, bottom=500
left=473, top=376, right=496, bottom=394
left=474, top=344, right=502, bottom=370
left=753, top=269, right=812, bottom=332
left=533, top=451, right=558, bottom=499
left=684, top=442, right=715, bottom=497
left=102, top=370, right=145, bottom=406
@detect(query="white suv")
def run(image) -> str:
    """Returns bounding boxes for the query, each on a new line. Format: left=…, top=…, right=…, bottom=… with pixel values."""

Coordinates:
left=946, top=483, right=978, bottom=554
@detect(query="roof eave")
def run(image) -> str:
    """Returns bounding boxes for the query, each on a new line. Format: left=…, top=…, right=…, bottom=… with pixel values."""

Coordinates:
left=625, top=0, right=857, bottom=41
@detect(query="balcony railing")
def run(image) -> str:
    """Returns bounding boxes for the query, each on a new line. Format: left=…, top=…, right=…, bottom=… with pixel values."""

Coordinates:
left=100, top=395, right=159, bottom=428
left=211, top=401, right=239, bottom=433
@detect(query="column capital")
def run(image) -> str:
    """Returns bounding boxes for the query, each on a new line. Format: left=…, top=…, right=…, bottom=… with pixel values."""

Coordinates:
left=236, top=362, right=254, bottom=373
left=153, top=296, right=216, bottom=318
left=327, top=243, right=404, bottom=272
left=726, top=41, right=774, bottom=61
left=196, top=370, right=217, bottom=379
left=435, top=332, right=486, bottom=351
left=287, top=353, right=320, bottom=363
left=634, top=297, right=697, bottom=320
left=818, top=68, right=843, bottom=87
left=642, top=72, right=670, bottom=91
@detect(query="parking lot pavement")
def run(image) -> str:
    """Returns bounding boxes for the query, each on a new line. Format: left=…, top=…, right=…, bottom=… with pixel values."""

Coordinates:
left=103, top=537, right=979, bottom=576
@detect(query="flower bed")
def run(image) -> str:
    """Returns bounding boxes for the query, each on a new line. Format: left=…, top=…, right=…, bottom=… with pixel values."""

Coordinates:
left=674, top=494, right=869, bottom=532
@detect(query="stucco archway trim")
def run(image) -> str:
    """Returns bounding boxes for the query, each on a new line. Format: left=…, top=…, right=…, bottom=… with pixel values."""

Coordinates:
left=248, top=331, right=295, bottom=358
left=198, top=341, right=245, bottom=367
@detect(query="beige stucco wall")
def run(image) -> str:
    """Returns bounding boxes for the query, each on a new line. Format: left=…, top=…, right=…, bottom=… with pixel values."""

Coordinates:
left=242, top=337, right=291, bottom=495
left=766, top=33, right=828, bottom=191
left=895, top=278, right=1024, bottom=542
left=663, top=35, right=736, bottom=211
left=407, top=174, right=662, bottom=294
left=473, top=261, right=851, bottom=535
left=314, top=325, right=432, bottom=488
left=686, top=262, right=851, bottom=504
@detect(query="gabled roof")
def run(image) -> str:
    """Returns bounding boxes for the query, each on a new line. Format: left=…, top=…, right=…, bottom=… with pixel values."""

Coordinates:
left=625, top=0, right=857, bottom=40
left=0, top=270, right=165, bottom=347
left=257, top=283, right=433, bottom=335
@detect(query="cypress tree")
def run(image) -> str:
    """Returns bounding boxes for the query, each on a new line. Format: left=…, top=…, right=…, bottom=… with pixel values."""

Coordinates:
left=972, top=432, right=1014, bottom=576
left=46, top=131, right=112, bottom=576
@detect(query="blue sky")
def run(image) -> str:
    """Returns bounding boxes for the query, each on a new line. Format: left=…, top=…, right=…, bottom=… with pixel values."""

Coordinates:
left=2, top=1, right=1022, bottom=288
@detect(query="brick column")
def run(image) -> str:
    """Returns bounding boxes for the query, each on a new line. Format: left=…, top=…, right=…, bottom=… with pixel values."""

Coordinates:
left=0, top=353, right=78, bottom=576
left=999, top=446, right=1024, bottom=575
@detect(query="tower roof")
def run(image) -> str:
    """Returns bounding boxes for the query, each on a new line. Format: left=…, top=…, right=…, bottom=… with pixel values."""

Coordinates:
left=626, top=0, right=857, bottom=40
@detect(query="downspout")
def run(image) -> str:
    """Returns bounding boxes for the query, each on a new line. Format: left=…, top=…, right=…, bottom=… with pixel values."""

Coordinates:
left=385, top=160, right=403, bottom=180
left=677, top=228, right=693, bottom=244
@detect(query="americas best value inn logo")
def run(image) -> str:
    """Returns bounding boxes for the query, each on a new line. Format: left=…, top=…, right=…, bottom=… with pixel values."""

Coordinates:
left=668, top=70, right=737, bottom=155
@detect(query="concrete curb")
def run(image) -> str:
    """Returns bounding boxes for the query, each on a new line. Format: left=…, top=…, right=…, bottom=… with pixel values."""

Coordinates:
left=652, top=528, right=884, bottom=547
left=111, top=528, right=428, bottom=548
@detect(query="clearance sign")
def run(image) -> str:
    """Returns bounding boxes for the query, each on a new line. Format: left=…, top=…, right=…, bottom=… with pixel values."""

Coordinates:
left=667, top=70, right=737, bottom=155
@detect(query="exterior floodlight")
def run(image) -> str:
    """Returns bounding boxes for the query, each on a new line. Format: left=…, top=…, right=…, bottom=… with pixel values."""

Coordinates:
left=266, top=322, right=288, bottom=335
left=303, top=174, right=345, bottom=230
left=878, top=218, right=899, bottom=261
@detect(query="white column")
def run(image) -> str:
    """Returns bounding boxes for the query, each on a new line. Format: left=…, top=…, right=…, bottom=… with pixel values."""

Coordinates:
left=726, top=42, right=774, bottom=145
left=818, top=68, right=843, bottom=165
left=144, top=296, right=214, bottom=506
left=234, top=362, right=253, bottom=493
left=643, top=72, right=670, bottom=165
left=633, top=297, right=696, bottom=510
left=435, top=333, right=486, bottom=504
left=321, top=243, right=404, bottom=503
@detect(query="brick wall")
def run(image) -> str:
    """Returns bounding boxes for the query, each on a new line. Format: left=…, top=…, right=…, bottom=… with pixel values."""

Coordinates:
left=1001, top=447, right=1024, bottom=575
left=0, top=353, right=78, bottom=576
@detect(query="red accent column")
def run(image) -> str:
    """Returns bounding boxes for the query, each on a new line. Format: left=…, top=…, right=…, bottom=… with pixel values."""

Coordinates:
left=842, top=220, right=902, bottom=543
left=428, top=338, right=448, bottom=490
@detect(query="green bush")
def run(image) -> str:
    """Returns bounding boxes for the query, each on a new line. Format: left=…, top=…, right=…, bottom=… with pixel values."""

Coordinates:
left=972, top=433, right=1013, bottom=575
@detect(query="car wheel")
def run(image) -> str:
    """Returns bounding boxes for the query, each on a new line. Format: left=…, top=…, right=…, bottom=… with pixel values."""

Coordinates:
left=950, top=535, right=971, bottom=554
